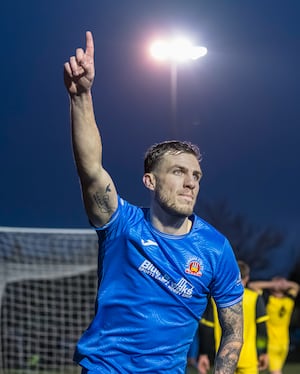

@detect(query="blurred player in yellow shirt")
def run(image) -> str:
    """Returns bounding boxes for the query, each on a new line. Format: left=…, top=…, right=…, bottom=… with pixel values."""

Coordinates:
left=249, top=277, right=299, bottom=374
left=198, top=261, right=269, bottom=374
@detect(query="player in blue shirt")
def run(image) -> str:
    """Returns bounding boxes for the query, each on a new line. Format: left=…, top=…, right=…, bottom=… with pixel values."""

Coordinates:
left=64, top=31, right=244, bottom=374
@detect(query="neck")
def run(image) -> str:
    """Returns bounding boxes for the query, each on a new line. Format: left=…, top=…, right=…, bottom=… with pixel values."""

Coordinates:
left=149, top=209, right=192, bottom=235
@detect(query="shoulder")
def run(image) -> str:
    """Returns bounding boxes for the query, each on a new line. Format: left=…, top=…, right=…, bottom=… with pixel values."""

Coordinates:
left=244, top=287, right=258, bottom=296
left=118, top=197, right=146, bottom=219
left=94, top=196, right=147, bottom=234
left=192, top=215, right=229, bottom=249
left=244, top=287, right=260, bottom=302
left=285, top=289, right=297, bottom=300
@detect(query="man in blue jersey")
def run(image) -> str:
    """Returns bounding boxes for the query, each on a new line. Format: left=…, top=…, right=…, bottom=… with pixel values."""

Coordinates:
left=64, top=31, right=244, bottom=374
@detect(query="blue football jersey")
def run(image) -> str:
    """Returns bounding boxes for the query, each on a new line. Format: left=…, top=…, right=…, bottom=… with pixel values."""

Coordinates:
left=74, top=196, right=243, bottom=373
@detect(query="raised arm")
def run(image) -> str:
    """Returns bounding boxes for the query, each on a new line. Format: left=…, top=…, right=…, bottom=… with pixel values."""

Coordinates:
left=248, top=280, right=275, bottom=293
left=280, top=279, right=300, bottom=296
left=249, top=278, right=300, bottom=297
left=64, top=31, right=118, bottom=227
left=213, top=302, right=243, bottom=374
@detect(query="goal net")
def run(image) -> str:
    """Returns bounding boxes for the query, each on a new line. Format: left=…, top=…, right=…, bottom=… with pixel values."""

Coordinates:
left=0, top=226, right=99, bottom=374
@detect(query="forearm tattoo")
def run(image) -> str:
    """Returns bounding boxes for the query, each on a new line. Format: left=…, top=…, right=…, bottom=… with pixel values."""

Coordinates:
left=213, top=302, right=243, bottom=374
left=93, top=184, right=114, bottom=213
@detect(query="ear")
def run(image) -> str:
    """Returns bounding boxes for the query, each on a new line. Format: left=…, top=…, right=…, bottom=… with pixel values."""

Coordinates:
left=143, top=173, right=156, bottom=191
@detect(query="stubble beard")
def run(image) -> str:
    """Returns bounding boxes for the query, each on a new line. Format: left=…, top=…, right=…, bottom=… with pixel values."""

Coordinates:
left=154, top=187, right=194, bottom=218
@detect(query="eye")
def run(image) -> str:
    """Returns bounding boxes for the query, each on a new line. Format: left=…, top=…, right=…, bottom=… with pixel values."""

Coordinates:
left=173, top=169, right=183, bottom=176
left=193, top=173, right=202, bottom=182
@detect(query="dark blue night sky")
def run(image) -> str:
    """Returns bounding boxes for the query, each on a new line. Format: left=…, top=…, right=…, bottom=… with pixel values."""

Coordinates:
left=1, top=1, right=299, bottom=266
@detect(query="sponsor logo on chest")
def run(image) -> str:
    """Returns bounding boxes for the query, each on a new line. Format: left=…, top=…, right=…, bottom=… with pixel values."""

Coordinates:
left=139, top=259, right=194, bottom=298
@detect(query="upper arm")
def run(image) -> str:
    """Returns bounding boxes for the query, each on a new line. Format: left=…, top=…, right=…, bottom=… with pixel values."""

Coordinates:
left=81, top=167, right=118, bottom=227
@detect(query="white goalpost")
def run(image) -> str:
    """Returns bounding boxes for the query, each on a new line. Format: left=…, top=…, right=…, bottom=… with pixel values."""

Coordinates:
left=0, top=226, right=99, bottom=374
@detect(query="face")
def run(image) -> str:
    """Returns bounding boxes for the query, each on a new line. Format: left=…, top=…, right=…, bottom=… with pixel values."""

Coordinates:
left=146, top=152, right=202, bottom=217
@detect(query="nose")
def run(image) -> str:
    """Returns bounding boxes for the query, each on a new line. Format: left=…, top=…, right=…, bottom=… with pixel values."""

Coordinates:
left=184, top=173, right=196, bottom=189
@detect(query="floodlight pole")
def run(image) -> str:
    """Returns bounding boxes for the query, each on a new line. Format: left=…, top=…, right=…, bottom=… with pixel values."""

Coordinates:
left=150, top=37, right=207, bottom=139
left=170, top=61, right=178, bottom=138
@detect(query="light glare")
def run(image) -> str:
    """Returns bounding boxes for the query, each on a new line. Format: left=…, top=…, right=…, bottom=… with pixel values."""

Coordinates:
left=169, top=38, right=192, bottom=61
left=150, top=40, right=169, bottom=60
left=150, top=36, right=207, bottom=62
left=190, top=46, right=208, bottom=60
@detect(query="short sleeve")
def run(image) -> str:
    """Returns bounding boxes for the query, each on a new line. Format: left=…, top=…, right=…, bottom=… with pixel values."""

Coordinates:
left=210, top=239, right=244, bottom=308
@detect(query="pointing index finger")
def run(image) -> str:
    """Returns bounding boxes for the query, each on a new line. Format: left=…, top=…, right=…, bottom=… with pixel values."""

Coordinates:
left=85, top=31, right=94, bottom=58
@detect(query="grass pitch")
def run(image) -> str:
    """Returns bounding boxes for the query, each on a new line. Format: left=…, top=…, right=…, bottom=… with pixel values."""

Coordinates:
left=187, top=362, right=300, bottom=374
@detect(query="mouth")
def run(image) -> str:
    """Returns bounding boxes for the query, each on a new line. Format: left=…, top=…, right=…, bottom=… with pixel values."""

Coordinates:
left=179, top=194, right=194, bottom=202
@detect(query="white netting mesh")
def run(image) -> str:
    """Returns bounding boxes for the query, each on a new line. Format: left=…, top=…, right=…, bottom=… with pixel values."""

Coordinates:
left=0, top=226, right=99, bottom=374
